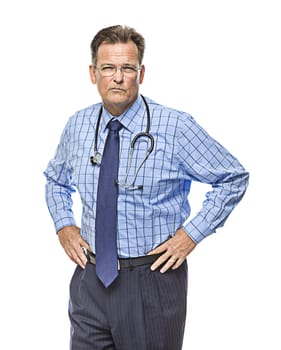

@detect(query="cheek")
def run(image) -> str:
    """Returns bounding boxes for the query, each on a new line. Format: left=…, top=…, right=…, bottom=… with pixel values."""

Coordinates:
left=127, top=78, right=141, bottom=90
left=96, top=80, right=113, bottom=99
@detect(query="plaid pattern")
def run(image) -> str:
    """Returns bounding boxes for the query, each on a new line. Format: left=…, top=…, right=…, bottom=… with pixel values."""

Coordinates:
left=44, top=95, right=249, bottom=257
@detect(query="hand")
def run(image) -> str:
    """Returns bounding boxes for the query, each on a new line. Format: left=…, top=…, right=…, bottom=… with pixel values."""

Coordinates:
left=57, top=226, right=91, bottom=269
left=148, top=228, right=196, bottom=273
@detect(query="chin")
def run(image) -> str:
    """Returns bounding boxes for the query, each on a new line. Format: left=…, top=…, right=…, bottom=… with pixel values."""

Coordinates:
left=107, top=92, right=128, bottom=103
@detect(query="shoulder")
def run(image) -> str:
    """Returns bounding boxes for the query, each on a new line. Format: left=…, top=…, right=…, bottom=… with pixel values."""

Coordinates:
left=67, top=103, right=101, bottom=130
left=145, top=96, right=195, bottom=129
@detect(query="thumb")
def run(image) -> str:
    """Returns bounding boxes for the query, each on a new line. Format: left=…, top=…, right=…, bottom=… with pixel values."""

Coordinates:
left=147, top=243, right=167, bottom=255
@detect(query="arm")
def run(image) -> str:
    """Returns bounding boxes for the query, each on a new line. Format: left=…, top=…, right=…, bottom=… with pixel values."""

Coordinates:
left=44, top=123, right=77, bottom=231
left=44, top=123, right=91, bottom=268
left=149, top=115, right=249, bottom=271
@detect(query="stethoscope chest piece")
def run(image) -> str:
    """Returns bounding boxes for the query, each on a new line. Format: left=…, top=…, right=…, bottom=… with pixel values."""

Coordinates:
left=90, top=152, right=102, bottom=166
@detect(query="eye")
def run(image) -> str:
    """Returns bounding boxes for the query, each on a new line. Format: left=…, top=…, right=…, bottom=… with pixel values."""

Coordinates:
left=122, top=65, right=138, bottom=74
left=101, top=65, right=115, bottom=72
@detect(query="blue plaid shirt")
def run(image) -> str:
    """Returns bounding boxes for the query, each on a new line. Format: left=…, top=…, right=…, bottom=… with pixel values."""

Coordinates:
left=44, top=95, right=249, bottom=258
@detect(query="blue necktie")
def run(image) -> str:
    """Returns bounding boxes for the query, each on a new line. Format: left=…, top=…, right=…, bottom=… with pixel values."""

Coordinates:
left=95, top=119, right=123, bottom=287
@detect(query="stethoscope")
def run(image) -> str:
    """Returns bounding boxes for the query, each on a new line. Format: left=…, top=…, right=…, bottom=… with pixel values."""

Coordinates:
left=90, top=95, right=154, bottom=190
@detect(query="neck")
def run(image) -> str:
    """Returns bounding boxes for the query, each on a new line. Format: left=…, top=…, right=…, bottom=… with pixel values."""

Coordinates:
left=103, top=96, right=138, bottom=116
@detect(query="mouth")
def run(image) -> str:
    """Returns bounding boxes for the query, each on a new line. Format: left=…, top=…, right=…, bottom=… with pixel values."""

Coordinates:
left=109, top=87, right=126, bottom=92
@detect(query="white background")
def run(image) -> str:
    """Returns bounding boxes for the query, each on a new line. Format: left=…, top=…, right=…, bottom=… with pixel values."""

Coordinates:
left=0, top=0, right=280, bottom=349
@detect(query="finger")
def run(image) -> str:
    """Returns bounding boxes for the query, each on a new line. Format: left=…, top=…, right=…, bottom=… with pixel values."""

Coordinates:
left=65, top=244, right=87, bottom=269
left=74, top=244, right=89, bottom=268
left=64, top=247, right=78, bottom=265
left=171, top=257, right=186, bottom=270
left=80, top=239, right=92, bottom=253
left=150, top=252, right=171, bottom=271
left=76, top=251, right=88, bottom=269
left=159, top=257, right=178, bottom=274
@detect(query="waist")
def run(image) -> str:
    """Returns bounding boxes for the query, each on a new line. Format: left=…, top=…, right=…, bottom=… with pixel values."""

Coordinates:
left=87, top=251, right=162, bottom=270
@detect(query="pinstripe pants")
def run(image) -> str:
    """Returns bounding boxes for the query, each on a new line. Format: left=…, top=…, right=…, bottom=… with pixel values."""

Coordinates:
left=69, top=260, right=188, bottom=350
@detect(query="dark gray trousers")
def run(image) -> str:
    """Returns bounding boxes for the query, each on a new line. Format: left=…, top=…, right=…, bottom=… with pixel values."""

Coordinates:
left=69, top=260, right=188, bottom=350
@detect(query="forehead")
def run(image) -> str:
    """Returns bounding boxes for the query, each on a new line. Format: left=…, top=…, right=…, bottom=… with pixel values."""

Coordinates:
left=96, top=41, right=139, bottom=64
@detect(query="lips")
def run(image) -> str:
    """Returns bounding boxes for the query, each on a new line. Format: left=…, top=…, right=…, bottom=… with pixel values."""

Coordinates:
left=109, top=87, right=126, bottom=92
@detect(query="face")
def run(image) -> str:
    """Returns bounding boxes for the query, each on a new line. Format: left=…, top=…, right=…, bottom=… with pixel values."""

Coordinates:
left=89, top=41, right=145, bottom=116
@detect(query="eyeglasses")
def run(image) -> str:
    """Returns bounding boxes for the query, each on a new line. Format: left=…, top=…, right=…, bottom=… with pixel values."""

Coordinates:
left=95, top=64, right=141, bottom=77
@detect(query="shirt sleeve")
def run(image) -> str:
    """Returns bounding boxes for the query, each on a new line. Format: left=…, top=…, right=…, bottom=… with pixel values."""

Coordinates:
left=177, top=114, right=249, bottom=243
left=44, top=121, right=77, bottom=232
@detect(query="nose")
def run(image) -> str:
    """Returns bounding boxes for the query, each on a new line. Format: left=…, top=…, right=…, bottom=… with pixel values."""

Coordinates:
left=113, top=67, right=124, bottom=83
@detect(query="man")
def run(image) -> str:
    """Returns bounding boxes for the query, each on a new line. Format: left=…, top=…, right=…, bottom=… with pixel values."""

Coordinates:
left=44, top=25, right=249, bottom=350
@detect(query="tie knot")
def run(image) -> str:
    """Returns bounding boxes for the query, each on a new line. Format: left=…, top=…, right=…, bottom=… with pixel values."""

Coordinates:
left=107, top=120, right=123, bottom=132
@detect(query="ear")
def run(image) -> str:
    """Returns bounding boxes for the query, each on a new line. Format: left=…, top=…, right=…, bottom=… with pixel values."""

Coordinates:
left=89, top=65, right=97, bottom=84
left=138, top=65, right=145, bottom=84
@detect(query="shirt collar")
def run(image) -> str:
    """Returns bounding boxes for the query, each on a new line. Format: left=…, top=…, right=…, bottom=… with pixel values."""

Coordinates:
left=100, top=95, right=146, bottom=134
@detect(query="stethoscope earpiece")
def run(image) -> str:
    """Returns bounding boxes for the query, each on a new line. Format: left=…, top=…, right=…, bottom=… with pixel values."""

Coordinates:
left=90, top=95, right=154, bottom=190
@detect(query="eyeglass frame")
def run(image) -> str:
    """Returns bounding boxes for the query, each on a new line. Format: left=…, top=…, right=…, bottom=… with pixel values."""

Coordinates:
left=94, top=64, right=142, bottom=77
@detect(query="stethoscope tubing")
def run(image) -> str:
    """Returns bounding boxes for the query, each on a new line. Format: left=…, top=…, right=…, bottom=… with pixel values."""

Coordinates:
left=91, top=95, right=154, bottom=189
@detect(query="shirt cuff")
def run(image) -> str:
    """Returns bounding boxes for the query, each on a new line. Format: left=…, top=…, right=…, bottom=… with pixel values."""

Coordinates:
left=182, top=215, right=214, bottom=244
left=53, top=213, right=77, bottom=233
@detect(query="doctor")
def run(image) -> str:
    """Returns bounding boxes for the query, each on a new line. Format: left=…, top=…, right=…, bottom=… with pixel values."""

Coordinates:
left=44, top=25, right=249, bottom=350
